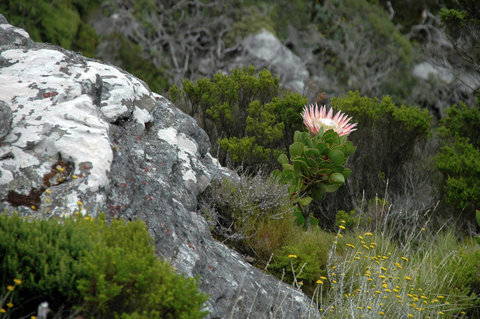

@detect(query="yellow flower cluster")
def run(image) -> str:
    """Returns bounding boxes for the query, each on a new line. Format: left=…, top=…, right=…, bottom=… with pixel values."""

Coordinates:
left=0, top=279, right=22, bottom=314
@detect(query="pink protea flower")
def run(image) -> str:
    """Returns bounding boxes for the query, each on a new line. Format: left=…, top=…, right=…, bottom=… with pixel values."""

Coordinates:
left=301, top=104, right=357, bottom=136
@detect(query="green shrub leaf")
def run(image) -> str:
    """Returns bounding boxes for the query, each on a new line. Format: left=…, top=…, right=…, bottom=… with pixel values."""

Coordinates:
left=289, top=142, right=305, bottom=158
left=328, top=149, right=345, bottom=165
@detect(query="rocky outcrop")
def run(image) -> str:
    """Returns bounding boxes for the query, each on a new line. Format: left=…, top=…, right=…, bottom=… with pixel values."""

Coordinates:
left=231, top=29, right=309, bottom=93
left=0, top=15, right=319, bottom=318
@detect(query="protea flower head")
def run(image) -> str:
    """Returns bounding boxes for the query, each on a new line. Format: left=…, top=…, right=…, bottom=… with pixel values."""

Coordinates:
left=301, top=104, right=357, bottom=136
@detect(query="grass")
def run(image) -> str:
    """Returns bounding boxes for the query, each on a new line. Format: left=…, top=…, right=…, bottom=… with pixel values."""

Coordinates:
left=203, top=172, right=480, bottom=318
left=309, top=226, right=479, bottom=318
left=254, top=225, right=479, bottom=319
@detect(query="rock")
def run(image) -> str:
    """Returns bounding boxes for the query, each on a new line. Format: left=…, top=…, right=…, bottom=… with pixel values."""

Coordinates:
left=413, top=62, right=454, bottom=84
left=232, top=29, right=310, bottom=93
left=0, top=14, right=319, bottom=318
left=0, top=101, right=12, bottom=140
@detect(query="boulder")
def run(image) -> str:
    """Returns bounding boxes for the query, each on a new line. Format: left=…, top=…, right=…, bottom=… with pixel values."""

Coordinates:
left=232, top=29, right=310, bottom=93
left=0, top=15, right=318, bottom=318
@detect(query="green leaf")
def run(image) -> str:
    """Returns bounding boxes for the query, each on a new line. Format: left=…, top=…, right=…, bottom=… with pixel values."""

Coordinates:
left=293, top=208, right=306, bottom=227
left=342, top=168, right=352, bottom=179
left=282, top=163, right=294, bottom=172
left=305, top=147, right=321, bottom=158
left=317, top=126, right=324, bottom=138
left=293, top=158, right=309, bottom=171
left=294, top=130, right=302, bottom=142
left=289, top=142, right=305, bottom=158
left=310, top=187, right=324, bottom=200
left=298, top=196, right=313, bottom=206
left=328, top=149, right=345, bottom=165
left=301, top=132, right=313, bottom=148
left=305, top=156, right=319, bottom=169
left=277, top=153, right=289, bottom=165
left=344, top=141, right=356, bottom=156
left=293, top=162, right=304, bottom=177
left=315, top=142, right=328, bottom=155
left=322, top=129, right=340, bottom=145
left=321, top=183, right=342, bottom=192
left=271, top=170, right=282, bottom=180
left=333, top=165, right=345, bottom=173
left=329, top=172, right=345, bottom=184
left=476, top=209, right=480, bottom=228
left=310, top=215, right=319, bottom=227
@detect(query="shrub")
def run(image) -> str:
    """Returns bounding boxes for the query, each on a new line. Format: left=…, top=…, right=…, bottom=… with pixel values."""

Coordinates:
left=435, top=103, right=480, bottom=217
left=316, top=91, right=431, bottom=224
left=198, top=170, right=297, bottom=264
left=335, top=209, right=363, bottom=230
left=269, top=229, right=334, bottom=296
left=171, top=66, right=307, bottom=168
left=0, top=0, right=102, bottom=57
left=275, top=129, right=356, bottom=229
left=440, top=0, right=480, bottom=75
left=0, top=213, right=208, bottom=318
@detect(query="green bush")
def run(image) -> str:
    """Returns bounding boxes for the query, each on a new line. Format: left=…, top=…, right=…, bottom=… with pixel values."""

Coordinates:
left=172, top=66, right=307, bottom=168
left=275, top=129, right=356, bottom=229
left=435, top=103, right=480, bottom=214
left=335, top=209, right=360, bottom=230
left=0, top=213, right=208, bottom=318
left=440, top=1, right=480, bottom=75
left=269, top=229, right=333, bottom=296
left=329, top=91, right=431, bottom=198
left=438, top=102, right=480, bottom=149
left=0, top=0, right=102, bottom=57
left=199, top=171, right=297, bottom=263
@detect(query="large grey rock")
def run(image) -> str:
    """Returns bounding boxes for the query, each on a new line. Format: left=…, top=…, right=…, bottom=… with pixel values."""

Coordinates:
left=0, top=15, right=319, bottom=319
left=232, top=29, right=310, bottom=93
left=0, top=101, right=12, bottom=140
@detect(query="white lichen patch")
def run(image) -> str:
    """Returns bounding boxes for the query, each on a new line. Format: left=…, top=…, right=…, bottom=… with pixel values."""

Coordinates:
left=157, top=127, right=178, bottom=146
left=157, top=127, right=201, bottom=185
left=0, top=47, right=141, bottom=213
left=0, top=24, right=30, bottom=38
left=81, top=61, right=152, bottom=122
left=133, top=106, right=152, bottom=127
left=177, top=133, right=198, bottom=155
